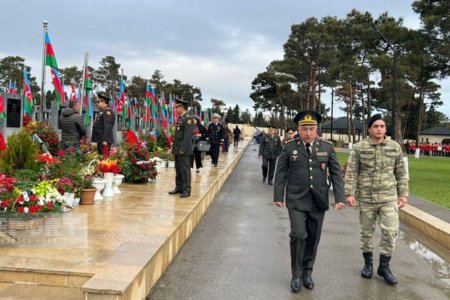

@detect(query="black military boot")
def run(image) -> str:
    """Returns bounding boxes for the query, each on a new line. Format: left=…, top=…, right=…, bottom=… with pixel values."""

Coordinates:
left=361, top=252, right=373, bottom=278
left=377, top=255, right=398, bottom=285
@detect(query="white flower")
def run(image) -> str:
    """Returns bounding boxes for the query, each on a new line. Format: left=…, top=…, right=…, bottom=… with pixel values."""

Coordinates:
left=38, top=200, right=44, bottom=206
left=24, top=207, right=29, bottom=214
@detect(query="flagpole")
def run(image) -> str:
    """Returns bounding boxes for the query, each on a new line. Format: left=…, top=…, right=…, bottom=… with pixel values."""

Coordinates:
left=80, top=53, right=88, bottom=115
left=40, top=21, right=48, bottom=122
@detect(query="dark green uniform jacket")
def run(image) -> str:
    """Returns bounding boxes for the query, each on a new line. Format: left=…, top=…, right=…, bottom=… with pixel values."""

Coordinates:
left=274, top=138, right=345, bottom=211
left=258, top=134, right=282, bottom=160
left=172, top=113, right=194, bottom=155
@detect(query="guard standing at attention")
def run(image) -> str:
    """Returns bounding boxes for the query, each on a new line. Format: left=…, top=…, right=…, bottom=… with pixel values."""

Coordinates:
left=92, top=93, right=115, bottom=155
left=273, top=111, right=346, bottom=293
left=258, top=125, right=281, bottom=185
left=168, top=98, right=194, bottom=198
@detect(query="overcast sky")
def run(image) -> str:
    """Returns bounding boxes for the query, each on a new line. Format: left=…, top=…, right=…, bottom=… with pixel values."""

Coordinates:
left=1, top=0, right=449, bottom=118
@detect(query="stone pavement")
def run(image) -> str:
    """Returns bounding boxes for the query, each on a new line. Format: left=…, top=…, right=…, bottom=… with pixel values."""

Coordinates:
left=149, top=143, right=450, bottom=300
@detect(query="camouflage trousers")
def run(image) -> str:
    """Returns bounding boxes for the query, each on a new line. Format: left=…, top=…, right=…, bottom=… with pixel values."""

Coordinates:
left=358, top=201, right=399, bottom=256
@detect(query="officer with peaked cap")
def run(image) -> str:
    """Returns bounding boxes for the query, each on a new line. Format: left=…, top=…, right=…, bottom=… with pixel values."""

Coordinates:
left=168, top=97, right=194, bottom=198
left=207, top=113, right=224, bottom=167
left=283, top=128, right=297, bottom=145
left=92, top=93, right=115, bottom=155
left=258, top=124, right=281, bottom=184
left=273, top=110, right=346, bottom=293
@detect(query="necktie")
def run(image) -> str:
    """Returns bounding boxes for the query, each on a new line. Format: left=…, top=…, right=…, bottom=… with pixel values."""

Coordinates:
left=305, top=143, right=311, bottom=157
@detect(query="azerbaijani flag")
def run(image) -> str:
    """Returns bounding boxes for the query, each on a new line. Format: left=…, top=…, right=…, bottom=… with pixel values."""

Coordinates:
left=9, top=79, right=17, bottom=94
left=84, top=66, right=92, bottom=91
left=70, top=83, right=77, bottom=101
left=45, top=32, right=58, bottom=69
left=23, top=69, right=33, bottom=115
left=117, top=79, right=126, bottom=113
left=0, top=93, right=5, bottom=119
left=50, top=67, right=65, bottom=109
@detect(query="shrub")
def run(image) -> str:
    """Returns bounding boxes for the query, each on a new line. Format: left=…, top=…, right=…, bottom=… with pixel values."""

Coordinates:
left=0, top=129, right=39, bottom=175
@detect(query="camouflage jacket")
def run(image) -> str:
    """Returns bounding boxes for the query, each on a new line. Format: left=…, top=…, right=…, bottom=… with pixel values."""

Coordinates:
left=345, top=137, right=409, bottom=203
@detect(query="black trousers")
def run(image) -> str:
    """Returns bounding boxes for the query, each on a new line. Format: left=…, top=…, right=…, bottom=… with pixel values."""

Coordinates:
left=175, top=154, right=191, bottom=193
left=288, top=208, right=325, bottom=278
left=210, top=143, right=220, bottom=165
left=190, top=147, right=203, bottom=169
left=262, top=158, right=277, bottom=182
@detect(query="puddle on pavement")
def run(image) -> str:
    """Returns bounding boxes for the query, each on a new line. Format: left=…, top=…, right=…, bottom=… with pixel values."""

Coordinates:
left=399, top=227, right=450, bottom=290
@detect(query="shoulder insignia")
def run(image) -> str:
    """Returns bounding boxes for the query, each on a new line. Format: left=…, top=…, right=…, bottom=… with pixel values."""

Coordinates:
left=106, top=111, right=112, bottom=115
left=320, top=139, right=332, bottom=145
left=187, top=119, right=192, bottom=124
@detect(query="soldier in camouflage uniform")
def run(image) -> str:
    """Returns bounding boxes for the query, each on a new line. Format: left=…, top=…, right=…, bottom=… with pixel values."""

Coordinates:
left=274, top=111, right=346, bottom=293
left=258, top=125, right=281, bottom=185
left=345, top=114, right=408, bottom=285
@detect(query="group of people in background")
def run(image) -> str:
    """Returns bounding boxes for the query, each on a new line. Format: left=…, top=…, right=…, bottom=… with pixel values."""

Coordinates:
left=405, top=141, right=450, bottom=157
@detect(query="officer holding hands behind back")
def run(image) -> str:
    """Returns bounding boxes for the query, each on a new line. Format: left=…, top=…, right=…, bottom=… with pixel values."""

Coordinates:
left=273, top=110, right=346, bottom=293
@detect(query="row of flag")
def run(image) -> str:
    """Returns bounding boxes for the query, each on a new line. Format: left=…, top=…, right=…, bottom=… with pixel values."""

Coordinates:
left=1, top=30, right=212, bottom=130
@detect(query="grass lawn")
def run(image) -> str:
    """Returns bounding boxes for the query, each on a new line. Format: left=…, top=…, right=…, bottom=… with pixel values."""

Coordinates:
left=335, top=152, right=450, bottom=209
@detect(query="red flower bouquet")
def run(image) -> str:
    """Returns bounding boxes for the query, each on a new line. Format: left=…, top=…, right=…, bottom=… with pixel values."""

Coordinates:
left=98, top=159, right=121, bottom=174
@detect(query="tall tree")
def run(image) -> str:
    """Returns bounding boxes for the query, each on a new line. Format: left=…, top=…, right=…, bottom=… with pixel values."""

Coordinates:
left=93, top=56, right=121, bottom=95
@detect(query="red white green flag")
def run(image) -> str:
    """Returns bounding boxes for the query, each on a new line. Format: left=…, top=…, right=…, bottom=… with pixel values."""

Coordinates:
left=50, top=67, right=65, bottom=109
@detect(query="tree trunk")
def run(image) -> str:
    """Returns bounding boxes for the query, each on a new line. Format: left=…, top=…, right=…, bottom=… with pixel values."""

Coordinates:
left=415, top=88, right=425, bottom=147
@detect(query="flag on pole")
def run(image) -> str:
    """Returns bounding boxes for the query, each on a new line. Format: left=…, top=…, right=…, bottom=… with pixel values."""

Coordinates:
left=203, top=110, right=209, bottom=127
left=70, top=83, right=77, bottom=101
left=84, top=66, right=92, bottom=91
left=45, top=32, right=58, bottom=69
left=117, top=79, right=126, bottom=113
left=8, top=79, right=17, bottom=94
left=0, top=94, right=5, bottom=119
left=50, top=67, right=64, bottom=109
left=23, top=69, right=33, bottom=115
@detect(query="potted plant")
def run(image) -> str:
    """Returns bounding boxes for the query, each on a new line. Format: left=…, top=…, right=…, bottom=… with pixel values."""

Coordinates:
left=54, top=177, right=76, bottom=207
left=97, top=159, right=121, bottom=196
left=79, top=165, right=96, bottom=205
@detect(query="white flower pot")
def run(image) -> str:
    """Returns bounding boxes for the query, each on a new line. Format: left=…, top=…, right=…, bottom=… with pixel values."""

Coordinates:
left=93, top=178, right=106, bottom=200
left=113, top=174, right=125, bottom=194
left=63, top=193, right=75, bottom=207
left=102, top=172, right=115, bottom=197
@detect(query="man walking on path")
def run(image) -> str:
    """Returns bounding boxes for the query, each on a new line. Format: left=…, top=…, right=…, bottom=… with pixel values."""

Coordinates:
left=274, top=111, right=346, bottom=293
left=208, top=113, right=224, bottom=167
left=345, top=113, right=408, bottom=286
left=259, top=125, right=281, bottom=185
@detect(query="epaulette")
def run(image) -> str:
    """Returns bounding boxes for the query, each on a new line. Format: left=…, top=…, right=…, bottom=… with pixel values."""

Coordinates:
left=320, top=139, right=333, bottom=145
left=285, top=138, right=298, bottom=144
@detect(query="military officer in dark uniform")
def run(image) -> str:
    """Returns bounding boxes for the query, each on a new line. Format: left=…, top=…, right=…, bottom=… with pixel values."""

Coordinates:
left=258, top=125, right=281, bottom=185
left=92, top=93, right=115, bottom=155
left=273, top=111, right=346, bottom=293
left=168, top=98, right=194, bottom=198
left=283, top=128, right=296, bottom=145
left=207, top=113, right=224, bottom=167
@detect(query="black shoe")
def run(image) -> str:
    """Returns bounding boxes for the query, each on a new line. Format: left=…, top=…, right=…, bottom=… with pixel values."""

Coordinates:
left=361, top=252, right=373, bottom=278
left=180, top=192, right=191, bottom=198
left=268, top=181, right=273, bottom=185
left=302, top=273, right=314, bottom=290
left=290, top=277, right=300, bottom=293
left=168, top=189, right=181, bottom=195
left=377, top=255, right=398, bottom=285
left=262, top=178, right=266, bottom=183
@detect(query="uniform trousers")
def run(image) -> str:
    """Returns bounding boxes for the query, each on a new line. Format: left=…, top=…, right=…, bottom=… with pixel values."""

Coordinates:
left=262, top=158, right=277, bottom=182
left=175, top=154, right=191, bottom=193
left=209, top=143, right=220, bottom=165
left=288, top=207, right=325, bottom=278
left=358, top=201, right=399, bottom=256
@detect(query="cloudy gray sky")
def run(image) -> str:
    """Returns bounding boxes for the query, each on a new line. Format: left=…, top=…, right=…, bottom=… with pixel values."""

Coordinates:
left=1, top=0, right=449, bottom=117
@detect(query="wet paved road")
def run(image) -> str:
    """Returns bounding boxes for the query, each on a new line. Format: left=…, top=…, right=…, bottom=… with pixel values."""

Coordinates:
left=149, top=145, right=450, bottom=300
